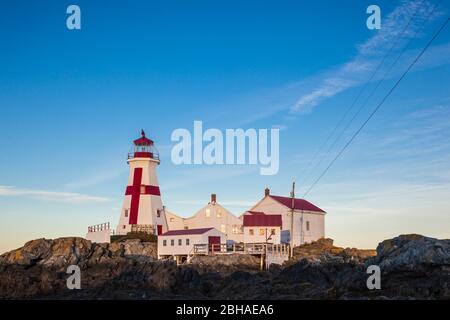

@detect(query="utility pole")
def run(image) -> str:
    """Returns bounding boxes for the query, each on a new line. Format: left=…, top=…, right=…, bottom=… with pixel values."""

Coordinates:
left=289, top=181, right=295, bottom=258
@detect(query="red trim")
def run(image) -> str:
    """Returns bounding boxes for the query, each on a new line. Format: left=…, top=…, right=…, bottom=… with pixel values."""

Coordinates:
left=125, top=185, right=160, bottom=196
left=133, top=152, right=153, bottom=158
left=128, top=168, right=143, bottom=224
left=160, top=228, right=214, bottom=236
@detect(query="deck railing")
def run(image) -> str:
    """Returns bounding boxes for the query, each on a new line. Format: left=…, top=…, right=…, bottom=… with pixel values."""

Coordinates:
left=131, top=224, right=156, bottom=234
left=192, top=243, right=290, bottom=256
left=87, top=222, right=110, bottom=233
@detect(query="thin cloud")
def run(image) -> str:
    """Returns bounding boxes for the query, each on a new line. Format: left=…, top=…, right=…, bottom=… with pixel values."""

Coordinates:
left=289, top=0, right=442, bottom=114
left=0, top=186, right=110, bottom=203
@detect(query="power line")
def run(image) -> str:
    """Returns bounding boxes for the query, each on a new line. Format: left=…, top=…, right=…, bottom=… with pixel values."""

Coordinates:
left=295, top=0, right=436, bottom=192
left=303, top=16, right=449, bottom=197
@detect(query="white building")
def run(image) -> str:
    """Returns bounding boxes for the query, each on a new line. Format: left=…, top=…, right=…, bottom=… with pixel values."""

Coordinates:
left=165, top=194, right=244, bottom=243
left=85, top=222, right=111, bottom=244
left=158, top=227, right=226, bottom=261
left=116, top=130, right=168, bottom=236
left=248, top=188, right=326, bottom=246
left=243, top=212, right=282, bottom=244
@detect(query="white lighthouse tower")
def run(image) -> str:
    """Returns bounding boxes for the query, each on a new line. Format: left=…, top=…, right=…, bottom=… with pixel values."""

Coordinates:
left=116, top=130, right=168, bottom=236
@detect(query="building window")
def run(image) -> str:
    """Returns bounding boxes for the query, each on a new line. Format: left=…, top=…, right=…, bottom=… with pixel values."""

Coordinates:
left=186, top=239, right=190, bottom=246
left=163, top=240, right=167, bottom=246
left=249, top=229, right=254, bottom=236
left=205, top=208, right=211, bottom=218
left=184, top=226, right=189, bottom=230
left=271, top=229, right=276, bottom=235
left=259, top=229, right=265, bottom=236
left=170, top=217, right=175, bottom=222
left=306, top=221, right=310, bottom=231
left=122, top=225, right=126, bottom=229
left=124, top=209, right=129, bottom=217
left=178, top=239, right=182, bottom=246
left=216, top=210, right=222, bottom=218
left=220, top=224, right=226, bottom=233
left=140, top=186, right=146, bottom=194
left=171, top=239, right=174, bottom=246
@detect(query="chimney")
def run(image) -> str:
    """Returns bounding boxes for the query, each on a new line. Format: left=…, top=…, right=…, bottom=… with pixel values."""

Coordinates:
left=264, top=188, right=270, bottom=197
left=211, top=193, right=217, bottom=203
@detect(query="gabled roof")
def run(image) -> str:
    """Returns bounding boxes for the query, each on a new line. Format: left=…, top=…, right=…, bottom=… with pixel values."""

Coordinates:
left=270, top=195, right=325, bottom=213
left=243, top=214, right=282, bottom=227
left=160, top=227, right=214, bottom=236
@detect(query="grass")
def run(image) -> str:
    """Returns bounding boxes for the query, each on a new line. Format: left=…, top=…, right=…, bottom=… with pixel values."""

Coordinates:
left=110, top=232, right=157, bottom=243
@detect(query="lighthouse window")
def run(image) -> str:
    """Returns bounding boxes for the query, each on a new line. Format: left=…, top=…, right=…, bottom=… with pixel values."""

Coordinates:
left=157, top=209, right=161, bottom=218
left=171, top=239, right=174, bottom=246
left=186, top=239, right=190, bottom=246
left=124, top=209, right=129, bottom=217
left=306, top=221, right=310, bottom=231
left=259, top=229, right=265, bottom=236
left=163, top=240, right=167, bottom=246
left=178, top=239, right=182, bottom=246
left=205, top=208, right=211, bottom=218
left=249, top=229, right=254, bottom=236
left=140, top=186, right=146, bottom=194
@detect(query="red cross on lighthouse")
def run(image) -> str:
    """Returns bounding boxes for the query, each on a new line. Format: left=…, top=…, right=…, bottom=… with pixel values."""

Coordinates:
left=125, top=167, right=161, bottom=224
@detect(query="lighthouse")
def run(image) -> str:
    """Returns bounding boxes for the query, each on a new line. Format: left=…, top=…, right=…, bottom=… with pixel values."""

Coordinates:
left=116, top=130, right=168, bottom=236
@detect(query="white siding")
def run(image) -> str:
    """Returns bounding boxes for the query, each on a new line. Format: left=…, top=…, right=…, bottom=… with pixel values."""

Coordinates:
left=243, top=226, right=281, bottom=244
left=157, top=228, right=225, bottom=256
left=249, top=196, right=325, bottom=246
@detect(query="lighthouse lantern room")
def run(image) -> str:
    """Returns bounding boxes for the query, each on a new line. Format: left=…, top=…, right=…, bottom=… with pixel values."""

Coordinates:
left=116, top=130, right=168, bottom=236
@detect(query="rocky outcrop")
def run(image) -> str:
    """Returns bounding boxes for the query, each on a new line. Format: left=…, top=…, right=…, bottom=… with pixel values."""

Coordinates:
left=291, top=238, right=376, bottom=264
left=189, top=254, right=261, bottom=274
left=0, top=234, right=448, bottom=299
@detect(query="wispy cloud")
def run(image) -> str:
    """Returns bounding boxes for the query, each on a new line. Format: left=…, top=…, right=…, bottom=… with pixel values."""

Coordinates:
left=0, top=186, right=110, bottom=203
left=289, top=0, right=442, bottom=114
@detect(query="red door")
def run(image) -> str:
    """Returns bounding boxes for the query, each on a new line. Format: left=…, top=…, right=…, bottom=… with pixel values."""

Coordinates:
left=208, top=236, right=220, bottom=252
left=157, top=225, right=162, bottom=235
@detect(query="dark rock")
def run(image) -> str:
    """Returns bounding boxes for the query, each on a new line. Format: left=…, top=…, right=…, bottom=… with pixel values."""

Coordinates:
left=0, top=234, right=448, bottom=299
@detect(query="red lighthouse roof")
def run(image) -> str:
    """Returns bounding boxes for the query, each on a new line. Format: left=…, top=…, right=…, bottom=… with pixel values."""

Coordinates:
left=128, top=130, right=160, bottom=161
left=133, top=130, right=154, bottom=146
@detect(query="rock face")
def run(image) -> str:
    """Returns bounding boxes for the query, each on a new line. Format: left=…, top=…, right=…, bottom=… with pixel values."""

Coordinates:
left=0, top=234, right=448, bottom=299
left=291, top=238, right=376, bottom=264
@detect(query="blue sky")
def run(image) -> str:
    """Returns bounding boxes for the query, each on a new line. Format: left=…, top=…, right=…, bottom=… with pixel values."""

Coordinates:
left=1, top=0, right=449, bottom=253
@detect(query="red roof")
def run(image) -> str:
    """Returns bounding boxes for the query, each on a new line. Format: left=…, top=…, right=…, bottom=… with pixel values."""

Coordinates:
left=134, top=130, right=154, bottom=146
left=270, top=195, right=325, bottom=213
left=243, top=214, right=282, bottom=227
left=160, top=227, right=214, bottom=236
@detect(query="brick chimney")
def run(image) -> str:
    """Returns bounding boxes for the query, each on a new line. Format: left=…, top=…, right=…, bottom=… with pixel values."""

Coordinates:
left=211, top=193, right=217, bottom=203
left=264, top=187, right=270, bottom=197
